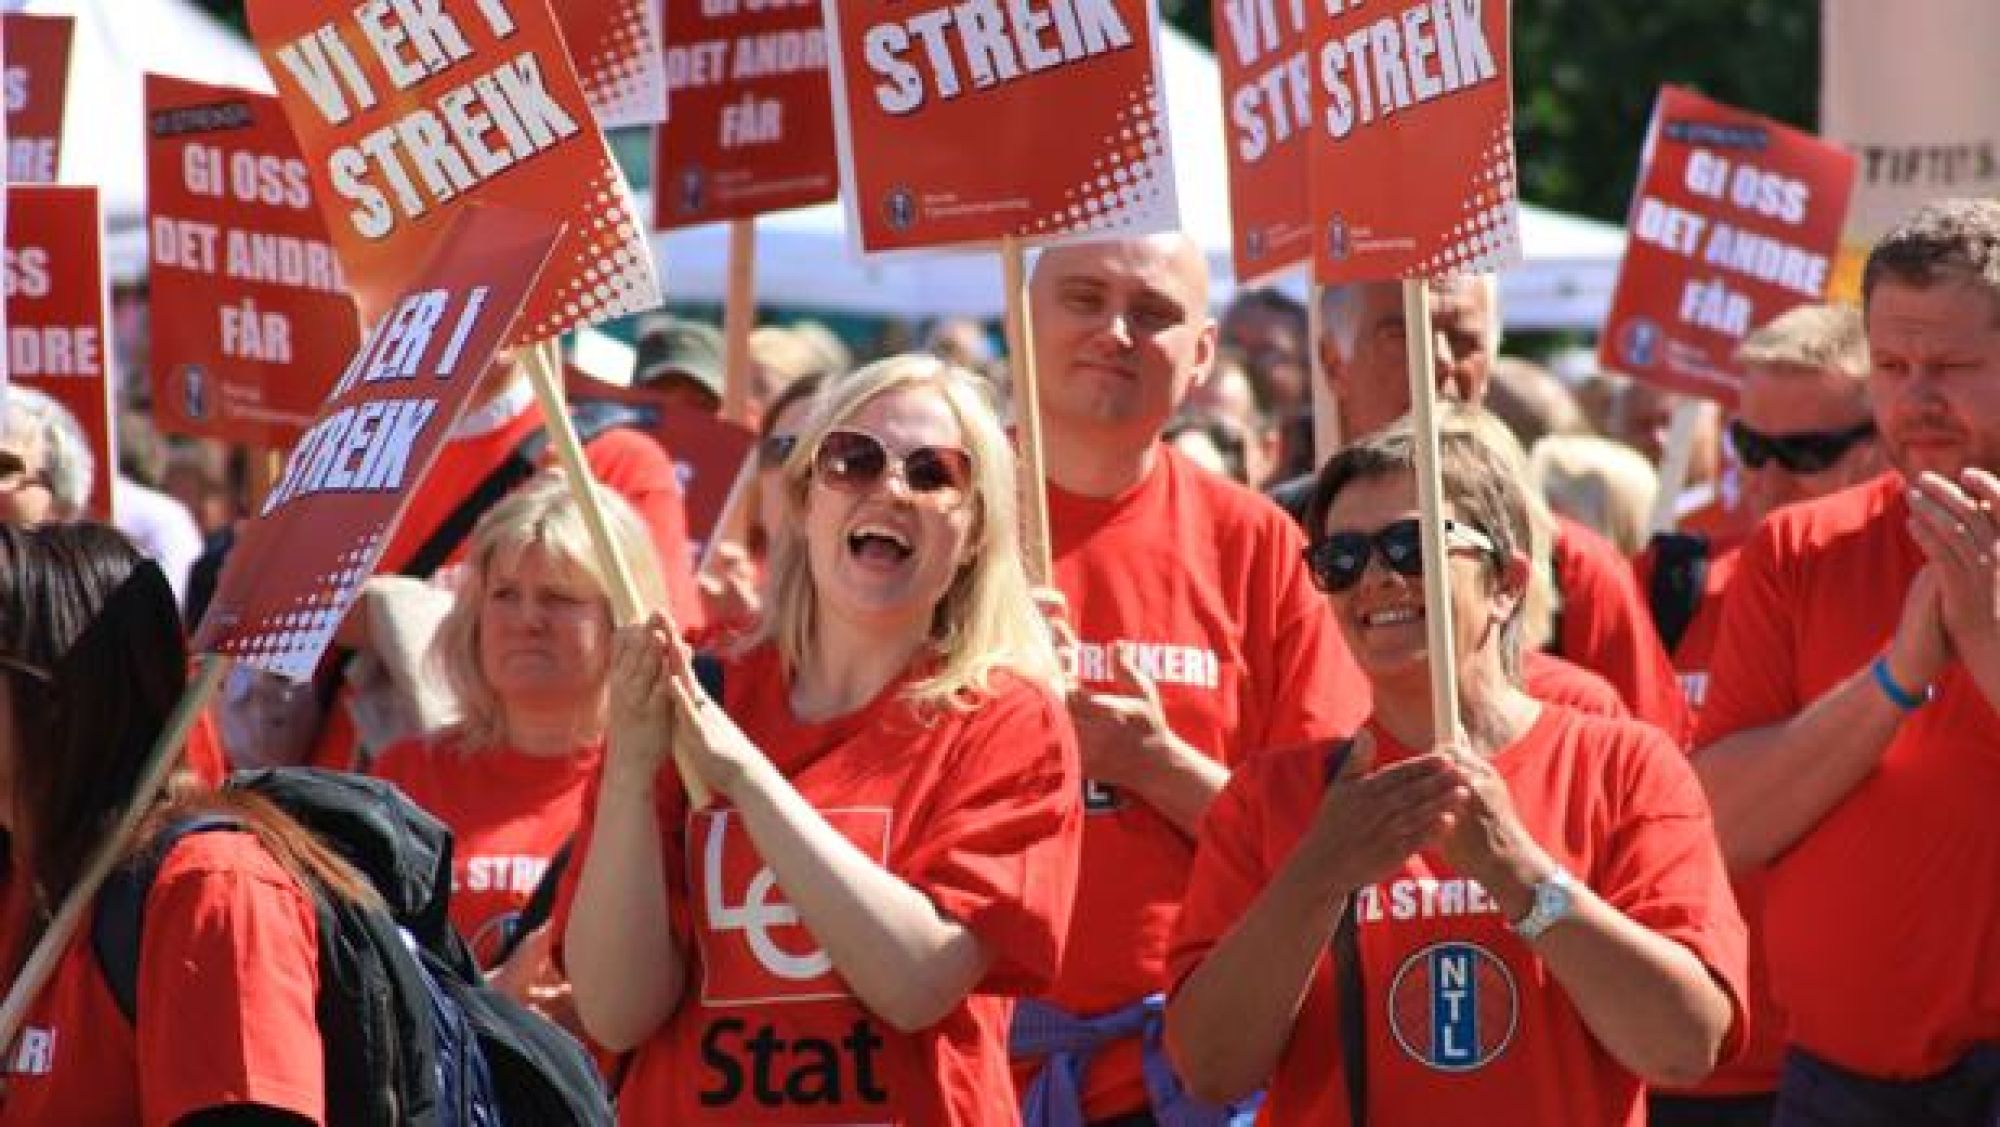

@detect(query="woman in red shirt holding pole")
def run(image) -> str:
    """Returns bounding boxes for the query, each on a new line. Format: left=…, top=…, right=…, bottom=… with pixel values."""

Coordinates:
left=1165, top=410, right=1747, bottom=1126
left=560, top=354, right=1084, bottom=1125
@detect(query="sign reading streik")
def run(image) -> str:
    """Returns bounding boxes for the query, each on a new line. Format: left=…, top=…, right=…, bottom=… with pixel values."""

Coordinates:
left=195, top=204, right=563, bottom=680
left=823, top=0, right=1177, bottom=252
left=246, top=0, right=659, bottom=342
left=1307, top=0, right=1519, bottom=282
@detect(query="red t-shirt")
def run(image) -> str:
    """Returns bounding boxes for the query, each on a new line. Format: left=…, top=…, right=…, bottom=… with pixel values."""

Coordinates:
left=371, top=733, right=599, bottom=965
left=1035, top=446, right=1371, bottom=1118
left=1169, top=708, right=1748, bottom=1127
left=0, top=832, right=322, bottom=1126
left=1551, top=515, right=1690, bottom=741
left=379, top=391, right=705, bottom=633
left=1696, top=471, right=2000, bottom=1078
left=1629, top=542, right=1784, bottom=1096
left=553, top=643, right=1082, bottom=1125
left=1522, top=651, right=1628, bottom=719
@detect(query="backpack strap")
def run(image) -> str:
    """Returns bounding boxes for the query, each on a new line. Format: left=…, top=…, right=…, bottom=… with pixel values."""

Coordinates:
left=1644, top=531, right=1712, bottom=655
left=92, top=814, right=247, bottom=1024
left=399, top=401, right=649, bottom=581
left=1322, top=740, right=1367, bottom=1127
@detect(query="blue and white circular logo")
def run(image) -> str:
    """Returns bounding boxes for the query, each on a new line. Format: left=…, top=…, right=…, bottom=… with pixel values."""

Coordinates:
left=1386, top=941, right=1519, bottom=1072
left=1618, top=317, right=1663, bottom=369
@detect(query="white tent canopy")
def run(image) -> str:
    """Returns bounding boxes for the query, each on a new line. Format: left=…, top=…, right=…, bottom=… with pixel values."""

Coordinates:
left=653, top=25, right=1626, bottom=330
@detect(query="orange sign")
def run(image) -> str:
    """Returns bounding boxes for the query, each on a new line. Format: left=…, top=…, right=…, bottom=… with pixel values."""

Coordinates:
left=555, top=0, right=668, bottom=128
left=653, top=0, right=837, bottom=229
left=823, top=0, right=1175, bottom=252
left=1216, top=0, right=1311, bottom=284
left=3, top=185, right=113, bottom=520
left=245, top=0, right=659, bottom=344
left=1599, top=87, right=1857, bottom=405
left=566, top=369, right=756, bottom=544
left=195, top=204, right=563, bottom=679
left=146, top=74, right=362, bottom=448
left=2, top=13, right=74, bottom=183
left=1306, top=0, right=1517, bottom=282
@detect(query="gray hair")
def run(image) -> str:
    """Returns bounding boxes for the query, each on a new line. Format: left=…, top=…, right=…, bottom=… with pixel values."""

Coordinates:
left=1319, top=275, right=1503, bottom=364
left=1, top=384, right=95, bottom=516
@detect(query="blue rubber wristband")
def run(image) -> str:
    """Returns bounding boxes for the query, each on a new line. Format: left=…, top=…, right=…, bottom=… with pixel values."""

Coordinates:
left=1871, top=655, right=1930, bottom=712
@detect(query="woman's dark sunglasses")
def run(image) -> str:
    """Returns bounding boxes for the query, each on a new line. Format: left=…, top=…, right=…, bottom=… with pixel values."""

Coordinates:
left=1303, top=518, right=1498, bottom=594
left=813, top=429, right=974, bottom=507
left=1727, top=419, right=1875, bottom=474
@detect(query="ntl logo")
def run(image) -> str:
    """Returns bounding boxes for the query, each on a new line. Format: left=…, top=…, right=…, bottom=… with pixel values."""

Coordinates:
left=1386, top=941, right=1518, bottom=1071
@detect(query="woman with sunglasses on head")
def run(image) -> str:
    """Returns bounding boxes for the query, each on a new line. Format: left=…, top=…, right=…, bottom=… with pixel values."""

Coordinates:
left=1164, top=410, right=1748, bottom=1126
left=559, top=354, right=1083, bottom=1125
left=696, top=372, right=830, bottom=641
left=0, top=522, right=360, bottom=1125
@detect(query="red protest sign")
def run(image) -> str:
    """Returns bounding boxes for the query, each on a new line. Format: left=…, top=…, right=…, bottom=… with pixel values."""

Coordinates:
left=556, top=0, right=668, bottom=128
left=245, top=0, right=659, bottom=345
left=145, top=74, right=362, bottom=448
left=1216, top=0, right=1311, bottom=284
left=1306, top=0, right=1518, bottom=282
left=823, top=0, right=1176, bottom=253
left=194, top=204, right=563, bottom=679
left=1600, top=87, right=1858, bottom=405
left=3, top=185, right=113, bottom=520
left=653, top=0, right=837, bottom=229
left=2, top=13, right=72, bottom=183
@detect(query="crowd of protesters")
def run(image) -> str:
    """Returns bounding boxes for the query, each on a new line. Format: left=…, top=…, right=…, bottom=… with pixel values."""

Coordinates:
left=2, top=194, right=1998, bottom=1125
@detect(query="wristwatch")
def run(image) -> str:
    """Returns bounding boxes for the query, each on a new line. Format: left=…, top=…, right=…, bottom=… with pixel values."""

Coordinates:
left=1507, top=865, right=1577, bottom=941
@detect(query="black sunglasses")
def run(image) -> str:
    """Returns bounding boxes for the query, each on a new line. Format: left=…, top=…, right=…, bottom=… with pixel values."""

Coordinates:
left=1303, top=517, right=1498, bottom=594
left=812, top=429, right=974, bottom=507
left=758, top=432, right=799, bottom=470
left=1727, top=419, right=1875, bottom=474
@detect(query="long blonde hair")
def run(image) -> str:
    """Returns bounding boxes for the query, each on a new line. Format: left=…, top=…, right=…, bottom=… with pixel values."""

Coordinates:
left=755, top=353, right=1060, bottom=710
left=429, top=471, right=668, bottom=748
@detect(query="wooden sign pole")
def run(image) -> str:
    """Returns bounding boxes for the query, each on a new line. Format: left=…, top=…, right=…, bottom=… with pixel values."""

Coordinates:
left=1402, top=280, right=1464, bottom=751
left=1002, top=237, right=1052, bottom=584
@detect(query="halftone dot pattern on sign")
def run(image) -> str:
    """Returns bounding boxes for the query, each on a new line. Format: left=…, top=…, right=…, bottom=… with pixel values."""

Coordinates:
left=574, top=0, right=666, bottom=129
left=226, top=530, right=383, bottom=682
left=1412, top=122, right=1522, bottom=278
left=522, top=160, right=663, bottom=341
left=1022, top=81, right=1176, bottom=240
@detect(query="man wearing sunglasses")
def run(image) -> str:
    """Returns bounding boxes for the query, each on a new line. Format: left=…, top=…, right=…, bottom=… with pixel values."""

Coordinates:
left=1010, top=233, right=1370, bottom=1127
left=1266, top=276, right=1690, bottom=743
left=1639, top=305, right=1877, bottom=1127
left=1695, top=198, right=2000, bottom=1126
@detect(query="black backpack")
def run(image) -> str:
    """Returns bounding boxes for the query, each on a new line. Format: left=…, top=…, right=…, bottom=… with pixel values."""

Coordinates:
left=91, top=768, right=613, bottom=1127
left=1643, top=531, right=1713, bottom=655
